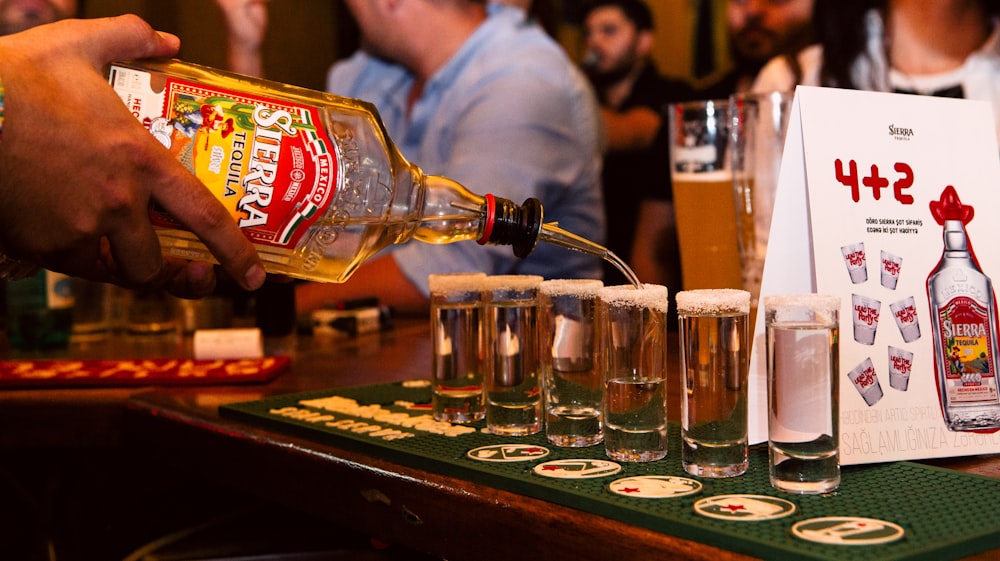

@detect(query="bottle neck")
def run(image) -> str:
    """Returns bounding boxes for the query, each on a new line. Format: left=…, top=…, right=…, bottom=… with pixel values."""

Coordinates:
left=479, top=194, right=542, bottom=258
left=943, top=219, right=969, bottom=253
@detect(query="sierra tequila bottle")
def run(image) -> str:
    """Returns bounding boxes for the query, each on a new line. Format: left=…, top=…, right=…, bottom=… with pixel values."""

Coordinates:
left=926, top=186, right=1000, bottom=431
left=107, top=58, right=637, bottom=285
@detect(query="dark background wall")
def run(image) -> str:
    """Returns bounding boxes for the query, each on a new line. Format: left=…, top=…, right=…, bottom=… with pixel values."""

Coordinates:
left=82, top=0, right=728, bottom=91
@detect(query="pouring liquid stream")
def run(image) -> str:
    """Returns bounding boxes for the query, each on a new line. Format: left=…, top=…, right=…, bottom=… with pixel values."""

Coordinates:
left=538, top=223, right=643, bottom=288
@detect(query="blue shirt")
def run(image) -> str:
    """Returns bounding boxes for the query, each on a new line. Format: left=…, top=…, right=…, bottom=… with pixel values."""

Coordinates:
left=326, top=6, right=605, bottom=295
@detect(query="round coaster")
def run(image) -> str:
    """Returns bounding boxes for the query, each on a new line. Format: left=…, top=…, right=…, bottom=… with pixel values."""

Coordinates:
left=466, top=444, right=550, bottom=462
left=792, top=517, right=905, bottom=546
left=532, top=459, right=622, bottom=479
left=609, top=476, right=702, bottom=499
left=693, top=494, right=797, bottom=521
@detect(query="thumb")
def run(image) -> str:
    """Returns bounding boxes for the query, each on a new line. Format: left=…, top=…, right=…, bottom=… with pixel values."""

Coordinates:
left=73, top=14, right=181, bottom=66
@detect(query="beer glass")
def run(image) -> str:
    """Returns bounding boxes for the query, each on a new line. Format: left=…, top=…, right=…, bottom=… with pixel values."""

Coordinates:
left=765, top=294, right=841, bottom=494
left=669, top=99, right=742, bottom=291
left=598, top=284, right=669, bottom=462
left=483, top=275, right=544, bottom=436
left=730, top=91, right=793, bottom=315
left=429, top=272, right=487, bottom=423
left=539, top=279, right=604, bottom=447
left=677, top=289, right=750, bottom=477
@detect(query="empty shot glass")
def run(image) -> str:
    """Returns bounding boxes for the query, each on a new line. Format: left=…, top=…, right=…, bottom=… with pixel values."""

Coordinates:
left=539, top=279, right=605, bottom=447
left=765, top=294, right=841, bottom=494
left=598, top=284, right=670, bottom=462
left=888, top=345, right=914, bottom=391
left=841, top=243, right=868, bottom=284
left=890, top=296, right=921, bottom=343
left=483, top=275, right=544, bottom=436
left=429, top=272, right=487, bottom=423
left=851, top=293, right=881, bottom=345
left=677, top=289, right=751, bottom=478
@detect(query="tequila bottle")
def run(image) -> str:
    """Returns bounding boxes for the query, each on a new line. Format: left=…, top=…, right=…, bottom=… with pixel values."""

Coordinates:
left=108, top=59, right=637, bottom=285
left=926, top=186, right=1000, bottom=431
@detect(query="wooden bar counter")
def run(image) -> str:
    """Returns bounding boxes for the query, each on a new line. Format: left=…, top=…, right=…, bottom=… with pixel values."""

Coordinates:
left=1, top=319, right=998, bottom=560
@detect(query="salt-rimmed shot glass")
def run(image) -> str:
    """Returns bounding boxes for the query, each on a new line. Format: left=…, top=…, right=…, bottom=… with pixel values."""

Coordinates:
left=765, top=294, right=841, bottom=494
left=598, top=284, right=670, bottom=462
left=429, top=272, right=487, bottom=423
left=676, top=289, right=750, bottom=477
left=483, top=275, right=544, bottom=436
left=539, top=279, right=604, bottom=447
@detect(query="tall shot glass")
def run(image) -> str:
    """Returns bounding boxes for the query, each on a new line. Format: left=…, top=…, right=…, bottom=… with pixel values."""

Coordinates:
left=598, top=284, right=670, bottom=462
left=539, top=279, right=604, bottom=447
left=677, top=289, right=751, bottom=477
left=429, top=272, right=487, bottom=423
left=765, top=294, right=841, bottom=494
left=483, top=275, right=544, bottom=436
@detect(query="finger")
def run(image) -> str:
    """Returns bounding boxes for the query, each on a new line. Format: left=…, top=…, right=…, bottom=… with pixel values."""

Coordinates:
left=104, top=203, right=172, bottom=287
left=146, top=162, right=265, bottom=292
left=71, top=15, right=181, bottom=67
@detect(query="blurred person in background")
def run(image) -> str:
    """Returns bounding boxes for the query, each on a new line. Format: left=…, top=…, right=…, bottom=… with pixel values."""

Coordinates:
left=297, top=0, right=603, bottom=315
left=698, top=0, right=815, bottom=97
left=753, top=0, right=1000, bottom=138
left=0, top=0, right=78, bottom=35
left=581, top=0, right=692, bottom=291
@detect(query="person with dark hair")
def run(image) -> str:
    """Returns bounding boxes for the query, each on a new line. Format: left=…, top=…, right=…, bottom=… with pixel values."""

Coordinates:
left=753, top=0, right=1000, bottom=138
left=581, top=0, right=693, bottom=289
left=699, top=0, right=815, bottom=97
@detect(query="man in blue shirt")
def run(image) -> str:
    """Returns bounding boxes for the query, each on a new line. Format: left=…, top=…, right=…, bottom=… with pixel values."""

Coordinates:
left=296, top=0, right=605, bottom=315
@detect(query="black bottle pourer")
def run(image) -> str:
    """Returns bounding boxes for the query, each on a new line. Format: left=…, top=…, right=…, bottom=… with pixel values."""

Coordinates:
left=478, top=194, right=542, bottom=258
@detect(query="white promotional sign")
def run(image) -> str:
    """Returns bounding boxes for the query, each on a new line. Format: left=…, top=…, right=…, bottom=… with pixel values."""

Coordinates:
left=748, top=86, right=1000, bottom=465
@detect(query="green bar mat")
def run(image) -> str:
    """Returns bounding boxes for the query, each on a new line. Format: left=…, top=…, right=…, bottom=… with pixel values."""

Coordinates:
left=219, top=382, right=1000, bottom=561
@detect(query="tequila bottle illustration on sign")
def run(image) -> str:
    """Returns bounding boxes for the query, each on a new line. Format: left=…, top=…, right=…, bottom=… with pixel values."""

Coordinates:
left=926, top=186, right=1000, bottom=431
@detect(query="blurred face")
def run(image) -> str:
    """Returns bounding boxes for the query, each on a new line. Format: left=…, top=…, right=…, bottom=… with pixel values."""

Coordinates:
left=0, top=0, right=76, bottom=35
left=583, top=6, right=648, bottom=83
left=727, top=0, right=814, bottom=66
left=343, top=0, right=402, bottom=62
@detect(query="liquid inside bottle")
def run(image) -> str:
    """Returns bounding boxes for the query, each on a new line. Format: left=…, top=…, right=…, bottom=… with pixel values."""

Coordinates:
left=108, top=58, right=637, bottom=286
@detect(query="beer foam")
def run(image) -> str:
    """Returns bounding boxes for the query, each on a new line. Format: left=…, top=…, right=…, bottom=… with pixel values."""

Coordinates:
left=598, top=284, right=669, bottom=313
left=428, top=272, right=487, bottom=295
left=539, top=278, right=604, bottom=297
left=676, top=289, right=749, bottom=315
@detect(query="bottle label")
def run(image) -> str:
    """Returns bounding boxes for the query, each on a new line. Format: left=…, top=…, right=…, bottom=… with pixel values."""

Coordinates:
left=935, top=295, right=1000, bottom=405
left=109, top=66, right=337, bottom=248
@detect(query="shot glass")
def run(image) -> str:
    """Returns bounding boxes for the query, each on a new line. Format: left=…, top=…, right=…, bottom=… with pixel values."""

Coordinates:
left=890, top=296, right=921, bottom=342
left=539, top=279, right=604, bottom=447
left=880, top=250, right=903, bottom=290
left=429, top=272, right=487, bottom=423
left=841, top=243, right=868, bottom=284
left=765, top=294, right=841, bottom=494
left=851, top=294, right=881, bottom=345
left=598, top=284, right=670, bottom=462
left=847, top=357, right=884, bottom=407
left=483, top=275, right=544, bottom=436
left=888, top=345, right=913, bottom=391
left=677, top=289, right=750, bottom=478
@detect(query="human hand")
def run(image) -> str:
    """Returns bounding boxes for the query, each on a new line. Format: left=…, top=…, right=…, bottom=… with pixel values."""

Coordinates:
left=0, top=15, right=266, bottom=297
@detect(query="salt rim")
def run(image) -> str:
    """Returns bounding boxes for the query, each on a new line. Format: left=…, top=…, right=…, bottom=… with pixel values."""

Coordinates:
left=539, top=278, right=604, bottom=297
left=763, top=293, right=840, bottom=312
left=598, top=284, right=669, bottom=313
left=481, top=274, right=544, bottom=291
left=428, top=272, right=487, bottom=294
left=676, top=288, right=749, bottom=315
